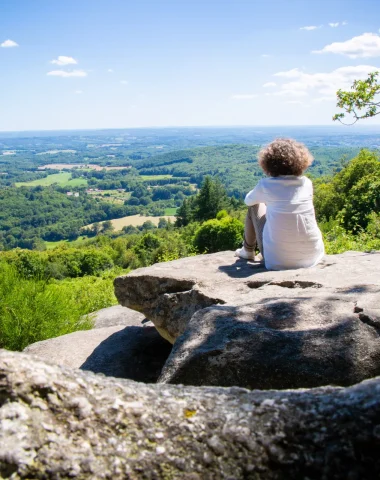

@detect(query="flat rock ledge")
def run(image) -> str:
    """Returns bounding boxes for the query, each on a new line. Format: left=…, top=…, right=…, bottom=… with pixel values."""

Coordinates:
left=114, top=251, right=380, bottom=344
left=115, top=251, right=380, bottom=389
left=1, top=349, right=380, bottom=479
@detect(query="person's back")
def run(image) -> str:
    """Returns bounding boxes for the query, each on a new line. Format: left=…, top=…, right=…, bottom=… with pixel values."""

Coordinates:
left=236, top=138, right=324, bottom=270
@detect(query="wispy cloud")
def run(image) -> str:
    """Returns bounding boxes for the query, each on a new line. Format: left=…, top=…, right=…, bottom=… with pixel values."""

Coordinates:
left=285, top=100, right=305, bottom=104
left=271, top=90, right=308, bottom=97
left=313, top=32, right=380, bottom=58
left=51, top=56, right=77, bottom=66
left=47, top=70, right=87, bottom=78
left=274, top=68, right=302, bottom=79
left=107, top=69, right=114, bottom=73
left=1, top=39, right=18, bottom=48
left=272, top=64, right=379, bottom=97
left=231, top=94, right=258, bottom=100
left=300, top=25, right=320, bottom=31
left=329, top=22, right=340, bottom=27
left=120, top=80, right=128, bottom=85
left=261, top=54, right=271, bottom=58
left=263, top=82, right=277, bottom=88
left=312, top=96, right=336, bottom=103
left=74, top=90, right=83, bottom=94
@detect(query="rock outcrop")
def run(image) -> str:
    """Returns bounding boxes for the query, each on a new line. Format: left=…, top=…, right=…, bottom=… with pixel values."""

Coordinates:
left=24, top=306, right=172, bottom=382
left=159, top=298, right=380, bottom=389
left=2, top=349, right=380, bottom=479
left=114, top=251, right=380, bottom=343
left=115, top=251, right=380, bottom=389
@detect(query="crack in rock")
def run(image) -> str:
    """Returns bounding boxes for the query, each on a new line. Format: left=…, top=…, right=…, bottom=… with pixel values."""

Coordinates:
left=247, top=280, right=323, bottom=289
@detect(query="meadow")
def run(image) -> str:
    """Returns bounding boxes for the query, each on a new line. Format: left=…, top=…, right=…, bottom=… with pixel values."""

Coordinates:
left=85, top=214, right=176, bottom=231
left=15, top=172, right=88, bottom=188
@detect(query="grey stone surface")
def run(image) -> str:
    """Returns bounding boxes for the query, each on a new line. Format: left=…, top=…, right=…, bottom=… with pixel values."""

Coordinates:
left=24, top=324, right=172, bottom=382
left=2, top=349, right=380, bottom=479
left=92, top=304, right=147, bottom=329
left=159, top=298, right=380, bottom=389
left=114, top=251, right=380, bottom=344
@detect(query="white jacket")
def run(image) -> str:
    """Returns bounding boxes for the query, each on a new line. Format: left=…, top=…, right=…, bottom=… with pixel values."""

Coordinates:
left=245, top=176, right=324, bottom=270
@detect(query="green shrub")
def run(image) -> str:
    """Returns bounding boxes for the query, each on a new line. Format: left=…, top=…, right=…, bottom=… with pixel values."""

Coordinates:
left=193, top=216, right=244, bottom=253
left=0, top=262, right=117, bottom=351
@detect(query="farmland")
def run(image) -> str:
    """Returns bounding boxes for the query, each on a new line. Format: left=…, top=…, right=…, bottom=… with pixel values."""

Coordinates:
left=15, top=172, right=88, bottom=188
left=85, top=214, right=176, bottom=231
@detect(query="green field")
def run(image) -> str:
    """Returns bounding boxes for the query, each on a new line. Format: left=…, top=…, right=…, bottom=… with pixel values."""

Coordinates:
left=16, top=172, right=88, bottom=188
left=44, top=236, right=88, bottom=249
left=140, top=174, right=173, bottom=181
left=164, top=207, right=178, bottom=215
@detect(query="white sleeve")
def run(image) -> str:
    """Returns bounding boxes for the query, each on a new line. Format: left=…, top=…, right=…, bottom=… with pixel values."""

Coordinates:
left=244, top=180, right=265, bottom=206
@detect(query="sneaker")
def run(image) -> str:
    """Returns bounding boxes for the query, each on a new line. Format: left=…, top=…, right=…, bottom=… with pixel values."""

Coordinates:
left=235, top=247, right=255, bottom=260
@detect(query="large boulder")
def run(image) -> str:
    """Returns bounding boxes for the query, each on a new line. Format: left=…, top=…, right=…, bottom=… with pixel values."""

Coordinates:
left=1, top=349, right=380, bottom=479
left=159, top=298, right=380, bottom=389
left=115, top=251, right=380, bottom=389
left=24, top=306, right=172, bottom=382
left=91, top=305, right=146, bottom=329
left=114, top=251, right=380, bottom=344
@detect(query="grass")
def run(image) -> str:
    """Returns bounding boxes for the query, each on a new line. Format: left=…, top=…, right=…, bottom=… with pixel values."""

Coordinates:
left=15, top=172, right=88, bottom=188
left=89, top=190, right=132, bottom=204
left=164, top=207, right=178, bottom=215
left=140, top=174, right=173, bottom=181
left=44, top=236, right=88, bottom=250
left=85, top=214, right=177, bottom=231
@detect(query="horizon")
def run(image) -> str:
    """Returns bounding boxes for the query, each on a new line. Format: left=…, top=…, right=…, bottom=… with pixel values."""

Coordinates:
left=2, top=0, right=380, bottom=131
left=2, top=123, right=380, bottom=136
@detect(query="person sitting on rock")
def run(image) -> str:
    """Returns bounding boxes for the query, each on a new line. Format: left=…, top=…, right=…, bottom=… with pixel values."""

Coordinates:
left=235, top=138, right=324, bottom=270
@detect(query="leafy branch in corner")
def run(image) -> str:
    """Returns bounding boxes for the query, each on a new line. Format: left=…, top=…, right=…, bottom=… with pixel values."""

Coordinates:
left=333, top=71, right=380, bottom=125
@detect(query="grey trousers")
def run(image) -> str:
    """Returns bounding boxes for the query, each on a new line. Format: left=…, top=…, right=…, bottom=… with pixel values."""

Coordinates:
left=243, top=204, right=267, bottom=257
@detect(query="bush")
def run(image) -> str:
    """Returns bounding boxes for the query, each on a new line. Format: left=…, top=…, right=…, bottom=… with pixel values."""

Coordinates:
left=193, top=216, right=244, bottom=253
left=0, top=262, right=95, bottom=351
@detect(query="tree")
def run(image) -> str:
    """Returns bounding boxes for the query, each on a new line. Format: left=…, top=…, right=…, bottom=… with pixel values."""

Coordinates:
left=102, top=220, right=114, bottom=233
left=194, top=176, right=229, bottom=222
left=193, top=216, right=244, bottom=253
left=333, top=71, right=380, bottom=125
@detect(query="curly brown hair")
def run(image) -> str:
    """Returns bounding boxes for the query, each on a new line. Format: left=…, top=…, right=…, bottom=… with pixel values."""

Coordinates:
left=258, top=138, right=313, bottom=177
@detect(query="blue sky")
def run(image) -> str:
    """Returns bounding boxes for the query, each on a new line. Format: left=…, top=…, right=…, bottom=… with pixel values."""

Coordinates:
left=1, top=0, right=380, bottom=131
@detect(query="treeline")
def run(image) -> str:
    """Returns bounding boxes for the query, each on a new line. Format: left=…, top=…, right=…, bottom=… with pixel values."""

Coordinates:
left=0, top=187, right=139, bottom=249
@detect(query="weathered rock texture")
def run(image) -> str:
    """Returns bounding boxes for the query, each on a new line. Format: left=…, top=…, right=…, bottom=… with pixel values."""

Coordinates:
left=24, top=306, right=171, bottom=382
left=115, top=251, right=380, bottom=389
left=159, top=299, right=380, bottom=389
left=91, top=305, right=146, bottom=329
left=114, top=251, right=380, bottom=344
left=1, top=349, right=380, bottom=479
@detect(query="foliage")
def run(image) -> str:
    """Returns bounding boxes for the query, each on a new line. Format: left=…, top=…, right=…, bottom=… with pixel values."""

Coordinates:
left=0, top=262, right=115, bottom=351
left=333, top=71, right=380, bottom=124
left=314, top=149, right=380, bottom=231
left=193, top=216, right=244, bottom=253
left=176, top=177, right=230, bottom=226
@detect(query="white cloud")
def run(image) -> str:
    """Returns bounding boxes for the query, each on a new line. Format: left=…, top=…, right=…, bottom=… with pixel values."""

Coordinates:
left=51, top=56, right=77, bottom=66
left=329, top=22, right=340, bottom=28
left=231, top=94, right=258, bottom=100
left=274, top=68, right=303, bottom=79
left=107, top=69, right=114, bottom=73
left=271, top=89, right=308, bottom=97
left=263, top=82, right=277, bottom=88
left=74, top=90, right=83, bottom=94
left=272, top=64, right=379, bottom=97
left=47, top=70, right=87, bottom=78
left=300, top=25, right=320, bottom=31
left=312, top=96, right=336, bottom=103
left=285, top=100, right=304, bottom=104
left=261, top=54, right=271, bottom=58
left=1, top=39, right=18, bottom=48
left=120, top=80, right=128, bottom=85
left=313, top=32, right=380, bottom=58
